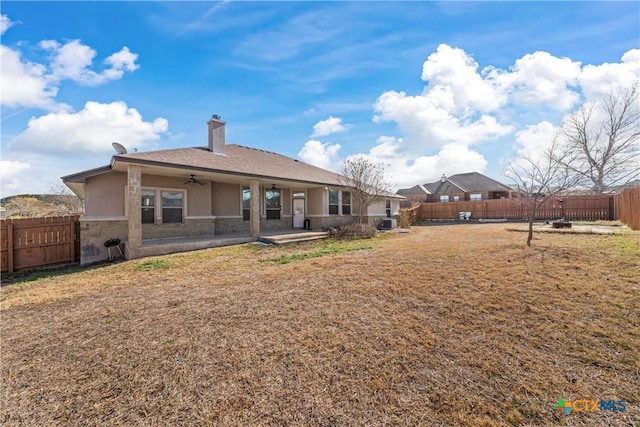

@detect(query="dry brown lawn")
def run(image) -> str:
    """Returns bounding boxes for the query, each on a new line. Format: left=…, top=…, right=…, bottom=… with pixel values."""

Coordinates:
left=1, top=224, right=639, bottom=426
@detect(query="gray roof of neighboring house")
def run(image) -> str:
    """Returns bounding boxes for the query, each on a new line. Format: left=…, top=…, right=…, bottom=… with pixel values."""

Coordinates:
left=426, top=172, right=511, bottom=194
left=398, top=172, right=511, bottom=195
left=63, top=144, right=403, bottom=198
left=396, top=184, right=431, bottom=196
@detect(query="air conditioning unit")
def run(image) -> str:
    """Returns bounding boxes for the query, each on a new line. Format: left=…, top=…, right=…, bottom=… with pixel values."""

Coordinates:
left=381, top=218, right=396, bottom=229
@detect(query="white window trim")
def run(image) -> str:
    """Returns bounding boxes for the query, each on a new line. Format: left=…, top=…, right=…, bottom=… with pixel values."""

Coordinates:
left=264, top=186, right=282, bottom=219
left=125, top=185, right=188, bottom=224
left=241, top=186, right=251, bottom=219
left=328, top=188, right=339, bottom=215
left=342, top=190, right=352, bottom=216
left=470, top=193, right=482, bottom=201
left=81, top=215, right=127, bottom=222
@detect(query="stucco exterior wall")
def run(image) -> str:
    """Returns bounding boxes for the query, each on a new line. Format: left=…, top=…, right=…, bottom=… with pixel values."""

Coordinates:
left=141, top=174, right=212, bottom=217
left=281, top=188, right=291, bottom=216
left=84, top=172, right=127, bottom=216
left=307, top=187, right=325, bottom=215
left=368, top=200, right=386, bottom=216
left=212, top=182, right=241, bottom=216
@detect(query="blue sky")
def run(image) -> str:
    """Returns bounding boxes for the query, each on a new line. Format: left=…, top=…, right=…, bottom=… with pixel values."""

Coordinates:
left=1, top=1, right=639, bottom=196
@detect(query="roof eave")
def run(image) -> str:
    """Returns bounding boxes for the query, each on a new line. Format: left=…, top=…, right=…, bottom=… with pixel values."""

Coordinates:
left=61, top=164, right=113, bottom=183
left=111, top=156, right=344, bottom=188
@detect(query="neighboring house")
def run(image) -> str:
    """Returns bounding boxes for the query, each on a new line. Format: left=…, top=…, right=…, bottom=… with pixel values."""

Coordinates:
left=397, top=172, right=513, bottom=203
left=396, top=184, right=431, bottom=207
left=63, top=116, right=403, bottom=264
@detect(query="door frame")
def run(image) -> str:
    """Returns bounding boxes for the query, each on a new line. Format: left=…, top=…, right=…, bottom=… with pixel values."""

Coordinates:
left=292, top=194, right=305, bottom=228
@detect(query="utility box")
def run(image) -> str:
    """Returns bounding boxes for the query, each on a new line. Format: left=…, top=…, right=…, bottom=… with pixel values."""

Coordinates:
left=381, top=218, right=397, bottom=229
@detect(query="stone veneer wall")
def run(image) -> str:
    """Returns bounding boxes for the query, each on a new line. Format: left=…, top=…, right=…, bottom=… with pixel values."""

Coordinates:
left=307, top=215, right=356, bottom=231
left=307, top=215, right=401, bottom=230
left=142, top=219, right=215, bottom=240
left=260, top=216, right=293, bottom=231
left=215, top=216, right=300, bottom=234
left=79, top=219, right=128, bottom=264
left=80, top=218, right=215, bottom=264
left=214, top=218, right=248, bottom=234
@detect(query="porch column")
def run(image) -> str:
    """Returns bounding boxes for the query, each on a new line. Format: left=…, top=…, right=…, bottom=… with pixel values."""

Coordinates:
left=250, top=180, right=260, bottom=237
left=127, top=165, right=142, bottom=249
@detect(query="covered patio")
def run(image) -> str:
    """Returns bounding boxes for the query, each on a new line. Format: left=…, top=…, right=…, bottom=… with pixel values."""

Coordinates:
left=123, top=229, right=330, bottom=260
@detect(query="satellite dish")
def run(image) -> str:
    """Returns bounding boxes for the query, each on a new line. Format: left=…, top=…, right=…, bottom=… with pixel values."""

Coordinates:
left=112, top=142, right=128, bottom=154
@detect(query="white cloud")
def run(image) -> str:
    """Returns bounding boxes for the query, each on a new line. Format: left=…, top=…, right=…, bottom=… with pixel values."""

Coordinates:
left=0, top=160, right=31, bottom=197
left=41, top=40, right=139, bottom=86
left=9, top=101, right=169, bottom=154
left=421, top=44, right=505, bottom=114
left=0, top=45, right=62, bottom=110
left=374, top=89, right=514, bottom=151
left=496, top=51, right=581, bottom=110
left=513, top=121, right=558, bottom=163
left=298, top=139, right=341, bottom=170
left=1, top=31, right=140, bottom=110
left=345, top=136, right=488, bottom=190
left=310, top=116, right=348, bottom=137
left=1, top=14, right=15, bottom=35
left=370, top=44, right=640, bottom=190
left=578, top=49, right=640, bottom=100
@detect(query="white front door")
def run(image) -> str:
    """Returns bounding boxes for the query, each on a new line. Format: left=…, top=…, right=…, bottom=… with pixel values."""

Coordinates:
left=293, top=198, right=305, bottom=228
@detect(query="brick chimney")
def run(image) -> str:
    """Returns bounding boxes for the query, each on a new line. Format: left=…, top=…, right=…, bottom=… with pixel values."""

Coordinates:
left=208, top=114, right=225, bottom=154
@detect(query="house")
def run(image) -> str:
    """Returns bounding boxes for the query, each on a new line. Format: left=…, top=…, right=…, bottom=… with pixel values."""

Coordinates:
left=63, top=116, right=404, bottom=264
left=396, top=184, right=431, bottom=207
left=397, top=172, right=513, bottom=203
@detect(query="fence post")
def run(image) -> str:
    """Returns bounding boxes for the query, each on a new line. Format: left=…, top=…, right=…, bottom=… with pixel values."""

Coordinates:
left=68, top=217, right=74, bottom=264
left=7, top=221, right=14, bottom=273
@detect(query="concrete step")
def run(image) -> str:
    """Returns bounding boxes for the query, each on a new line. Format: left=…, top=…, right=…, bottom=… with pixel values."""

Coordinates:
left=259, top=232, right=329, bottom=245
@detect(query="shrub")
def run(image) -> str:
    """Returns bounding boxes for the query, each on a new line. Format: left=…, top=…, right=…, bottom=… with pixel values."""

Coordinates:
left=334, top=223, right=378, bottom=239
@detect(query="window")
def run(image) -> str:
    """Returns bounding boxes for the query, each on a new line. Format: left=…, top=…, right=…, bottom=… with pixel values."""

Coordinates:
left=265, top=187, right=281, bottom=220
left=440, top=195, right=449, bottom=203
left=242, top=187, right=250, bottom=221
left=329, top=189, right=339, bottom=215
left=385, top=200, right=391, bottom=218
left=141, top=190, right=155, bottom=224
left=342, top=191, right=351, bottom=215
left=453, top=196, right=460, bottom=202
left=140, top=188, right=185, bottom=224
left=470, top=193, right=482, bottom=201
left=162, top=191, right=183, bottom=223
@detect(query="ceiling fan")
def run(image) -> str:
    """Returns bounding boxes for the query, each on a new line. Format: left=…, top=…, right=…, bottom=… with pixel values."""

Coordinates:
left=184, top=174, right=205, bottom=186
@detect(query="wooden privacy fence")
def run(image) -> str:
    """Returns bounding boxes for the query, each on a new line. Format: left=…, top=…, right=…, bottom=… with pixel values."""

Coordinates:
left=417, top=195, right=615, bottom=222
left=1, top=216, right=80, bottom=274
left=399, top=205, right=420, bottom=227
left=615, top=187, right=640, bottom=230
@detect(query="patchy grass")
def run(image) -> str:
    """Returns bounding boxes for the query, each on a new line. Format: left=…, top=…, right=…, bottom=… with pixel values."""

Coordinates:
left=263, top=239, right=373, bottom=264
left=1, top=224, right=639, bottom=426
left=133, top=259, right=169, bottom=271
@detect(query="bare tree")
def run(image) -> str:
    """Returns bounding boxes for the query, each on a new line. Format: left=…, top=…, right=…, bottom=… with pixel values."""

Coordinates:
left=507, top=137, right=582, bottom=246
left=339, top=157, right=391, bottom=224
left=561, top=83, right=640, bottom=194
left=47, top=184, right=84, bottom=215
